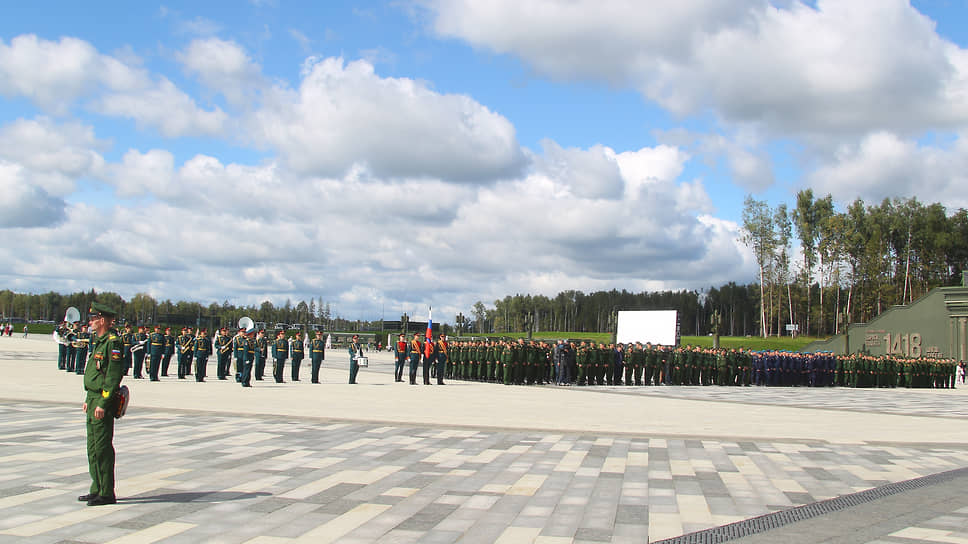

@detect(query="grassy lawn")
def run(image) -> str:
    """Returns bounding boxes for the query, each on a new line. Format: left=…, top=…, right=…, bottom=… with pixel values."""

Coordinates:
left=680, top=335, right=823, bottom=351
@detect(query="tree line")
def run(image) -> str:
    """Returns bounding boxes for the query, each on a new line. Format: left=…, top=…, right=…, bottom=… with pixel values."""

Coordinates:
left=0, top=290, right=369, bottom=332
left=741, top=191, right=968, bottom=337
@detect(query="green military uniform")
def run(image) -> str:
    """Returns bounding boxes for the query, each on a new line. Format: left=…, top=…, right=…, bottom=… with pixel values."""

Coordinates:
left=82, top=302, right=124, bottom=505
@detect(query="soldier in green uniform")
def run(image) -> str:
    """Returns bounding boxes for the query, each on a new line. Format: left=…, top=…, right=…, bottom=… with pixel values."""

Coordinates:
left=575, top=341, right=588, bottom=385
left=238, top=330, right=255, bottom=387
left=132, top=326, right=148, bottom=380
left=271, top=330, right=288, bottom=383
left=310, top=330, right=326, bottom=383
left=214, top=327, right=231, bottom=380
left=56, top=321, right=69, bottom=370
left=503, top=340, right=515, bottom=385
left=290, top=331, right=305, bottom=381
left=408, top=333, right=423, bottom=385
left=74, top=324, right=91, bottom=375
left=162, top=327, right=175, bottom=377
left=254, top=329, right=268, bottom=382
left=120, top=323, right=134, bottom=376
left=348, top=334, right=363, bottom=384
left=79, top=302, right=123, bottom=506
left=176, top=328, right=194, bottom=380
left=435, top=334, right=448, bottom=385
left=233, top=328, right=247, bottom=382
left=148, top=325, right=165, bottom=381
left=194, top=328, right=211, bottom=381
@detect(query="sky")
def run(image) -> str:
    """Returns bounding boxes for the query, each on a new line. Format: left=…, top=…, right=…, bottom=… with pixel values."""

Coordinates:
left=2, top=0, right=968, bottom=324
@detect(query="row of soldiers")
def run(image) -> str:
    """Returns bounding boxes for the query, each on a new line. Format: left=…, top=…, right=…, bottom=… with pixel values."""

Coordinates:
left=56, top=322, right=328, bottom=387
left=57, top=322, right=960, bottom=389
left=437, top=339, right=960, bottom=389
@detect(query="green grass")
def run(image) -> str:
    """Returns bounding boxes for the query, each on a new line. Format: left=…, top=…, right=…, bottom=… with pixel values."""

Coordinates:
left=458, top=331, right=613, bottom=343
left=680, top=335, right=823, bottom=351
left=22, top=323, right=56, bottom=335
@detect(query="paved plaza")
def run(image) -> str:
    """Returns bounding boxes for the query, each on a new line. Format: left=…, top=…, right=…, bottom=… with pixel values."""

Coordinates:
left=0, top=335, right=966, bottom=543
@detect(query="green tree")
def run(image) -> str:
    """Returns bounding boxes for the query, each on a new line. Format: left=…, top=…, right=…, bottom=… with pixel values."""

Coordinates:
left=741, top=195, right=776, bottom=337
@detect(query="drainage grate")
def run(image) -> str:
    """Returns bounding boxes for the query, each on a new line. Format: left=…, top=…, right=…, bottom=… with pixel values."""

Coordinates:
left=652, top=466, right=968, bottom=544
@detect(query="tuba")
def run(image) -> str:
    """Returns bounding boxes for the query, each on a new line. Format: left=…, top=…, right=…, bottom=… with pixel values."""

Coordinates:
left=52, top=307, right=81, bottom=345
left=238, top=316, right=255, bottom=333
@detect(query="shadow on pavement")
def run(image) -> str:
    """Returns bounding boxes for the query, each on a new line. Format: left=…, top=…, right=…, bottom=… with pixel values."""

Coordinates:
left=119, top=491, right=271, bottom=503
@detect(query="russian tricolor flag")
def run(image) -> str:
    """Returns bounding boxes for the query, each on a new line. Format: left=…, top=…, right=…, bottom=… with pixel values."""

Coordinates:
left=425, top=307, right=433, bottom=358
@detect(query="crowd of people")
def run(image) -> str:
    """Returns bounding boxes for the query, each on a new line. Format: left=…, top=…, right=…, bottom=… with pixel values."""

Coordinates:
left=54, top=321, right=964, bottom=389
left=435, top=338, right=962, bottom=389
left=54, top=322, right=332, bottom=386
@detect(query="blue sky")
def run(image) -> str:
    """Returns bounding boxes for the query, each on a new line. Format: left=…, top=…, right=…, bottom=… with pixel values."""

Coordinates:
left=2, top=1, right=967, bottom=322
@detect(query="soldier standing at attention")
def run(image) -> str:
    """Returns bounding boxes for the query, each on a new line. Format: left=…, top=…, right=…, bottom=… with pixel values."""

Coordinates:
left=215, top=327, right=231, bottom=380
left=193, top=328, right=211, bottom=382
left=176, top=328, right=194, bottom=380
left=66, top=323, right=78, bottom=372
left=56, top=321, right=70, bottom=370
left=310, top=330, right=327, bottom=383
left=245, top=330, right=256, bottom=380
left=238, top=330, right=254, bottom=387
left=74, top=324, right=91, bottom=375
left=423, top=334, right=437, bottom=385
left=348, top=334, right=364, bottom=384
left=253, top=329, right=268, bottom=382
left=408, top=333, right=423, bottom=385
left=132, top=326, right=148, bottom=380
left=120, top=323, right=134, bottom=376
left=290, top=331, right=305, bottom=381
left=162, top=327, right=175, bottom=377
left=271, top=330, right=288, bottom=383
left=148, top=325, right=165, bottom=381
left=435, top=334, right=448, bottom=385
left=393, top=333, right=407, bottom=382
left=232, top=328, right=247, bottom=382
left=79, top=302, right=123, bottom=506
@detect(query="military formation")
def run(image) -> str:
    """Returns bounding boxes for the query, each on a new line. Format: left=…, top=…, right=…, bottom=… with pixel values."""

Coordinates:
left=55, top=321, right=328, bottom=388
left=440, top=339, right=960, bottom=389
left=55, top=320, right=960, bottom=389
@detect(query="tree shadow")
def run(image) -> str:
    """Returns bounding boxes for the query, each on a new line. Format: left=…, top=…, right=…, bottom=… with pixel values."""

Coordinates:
left=118, top=491, right=271, bottom=504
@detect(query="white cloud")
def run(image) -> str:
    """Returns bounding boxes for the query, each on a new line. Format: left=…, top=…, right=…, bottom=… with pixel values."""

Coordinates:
left=0, top=34, right=100, bottom=113
left=424, top=0, right=968, bottom=136
left=535, top=141, right=624, bottom=199
left=0, top=161, right=67, bottom=228
left=0, top=34, right=226, bottom=137
left=93, top=78, right=227, bottom=138
left=0, top=117, right=105, bottom=195
left=178, top=38, right=262, bottom=104
left=807, top=131, right=968, bottom=209
left=3, top=137, right=753, bottom=314
left=248, top=56, right=527, bottom=181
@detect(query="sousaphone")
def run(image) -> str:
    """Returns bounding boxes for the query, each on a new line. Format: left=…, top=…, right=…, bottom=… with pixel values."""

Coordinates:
left=238, top=316, right=255, bottom=333
left=53, top=307, right=82, bottom=345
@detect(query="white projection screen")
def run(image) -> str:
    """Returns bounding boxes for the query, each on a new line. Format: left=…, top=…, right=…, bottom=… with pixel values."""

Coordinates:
left=616, top=310, right=679, bottom=346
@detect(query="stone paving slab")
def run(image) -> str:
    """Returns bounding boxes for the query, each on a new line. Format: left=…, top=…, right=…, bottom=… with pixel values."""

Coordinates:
left=1, top=402, right=967, bottom=543
left=584, top=384, right=968, bottom=419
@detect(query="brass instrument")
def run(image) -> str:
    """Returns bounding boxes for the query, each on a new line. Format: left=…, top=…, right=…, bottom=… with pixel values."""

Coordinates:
left=52, top=308, right=81, bottom=345
left=180, top=335, right=196, bottom=354
left=238, top=316, right=254, bottom=333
